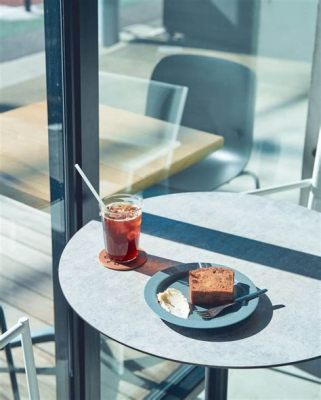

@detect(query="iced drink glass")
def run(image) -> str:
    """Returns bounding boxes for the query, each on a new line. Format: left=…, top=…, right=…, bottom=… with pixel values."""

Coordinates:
left=100, top=194, right=142, bottom=263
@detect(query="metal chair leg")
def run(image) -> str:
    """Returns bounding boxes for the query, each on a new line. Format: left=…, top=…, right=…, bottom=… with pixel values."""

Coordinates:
left=0, top=306, right=20, bottom=400
left=239, top=170, right=261, bottom=189
left=24, top=0, right=31, bottom=12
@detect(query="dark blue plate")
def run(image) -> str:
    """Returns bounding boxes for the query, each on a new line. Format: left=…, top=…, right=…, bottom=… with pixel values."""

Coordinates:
left=144, top=263, right=259, bottom=329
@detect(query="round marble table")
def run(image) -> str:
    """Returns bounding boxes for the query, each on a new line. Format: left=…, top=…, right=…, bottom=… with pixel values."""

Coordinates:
left=59, top=193, right=321, bottom=399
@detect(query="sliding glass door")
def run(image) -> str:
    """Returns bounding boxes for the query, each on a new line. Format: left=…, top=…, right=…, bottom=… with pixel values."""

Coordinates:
left=0, top=0, right=101, bottom=398
left=96, top=1, right=321, bottom=399
left=0, top=2, right=56, bottom=399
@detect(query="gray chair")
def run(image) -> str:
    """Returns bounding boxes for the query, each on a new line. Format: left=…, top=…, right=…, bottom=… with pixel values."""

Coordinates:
left=145, top=54, right=258, bottom=195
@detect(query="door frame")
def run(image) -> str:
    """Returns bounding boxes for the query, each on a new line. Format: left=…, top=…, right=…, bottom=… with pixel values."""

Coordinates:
left=44, top=0, right=100, bottom=398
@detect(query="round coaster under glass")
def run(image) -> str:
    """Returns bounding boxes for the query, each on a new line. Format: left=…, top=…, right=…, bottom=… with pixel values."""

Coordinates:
left=98, top=249, right=147, bottom=271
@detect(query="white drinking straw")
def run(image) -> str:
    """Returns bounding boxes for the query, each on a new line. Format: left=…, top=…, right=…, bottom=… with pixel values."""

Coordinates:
left=74, top=164, right=106, bottom=210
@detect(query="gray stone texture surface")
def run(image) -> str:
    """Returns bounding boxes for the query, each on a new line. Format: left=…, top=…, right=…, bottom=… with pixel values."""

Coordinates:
left=59, top=193, right=321, bottom=368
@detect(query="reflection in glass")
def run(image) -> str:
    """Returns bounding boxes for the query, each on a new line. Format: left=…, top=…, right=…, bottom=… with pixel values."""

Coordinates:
left=98, top=0, right=319, bottom=398
left=0, top=2, right=55, bottom=399
left=99, top=71, right=187, bottom=195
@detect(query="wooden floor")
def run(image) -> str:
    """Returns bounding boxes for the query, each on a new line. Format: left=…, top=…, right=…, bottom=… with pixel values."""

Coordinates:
left=0, top=195, right=56, bottom=399
left=0, top=195, right=181, bottom=400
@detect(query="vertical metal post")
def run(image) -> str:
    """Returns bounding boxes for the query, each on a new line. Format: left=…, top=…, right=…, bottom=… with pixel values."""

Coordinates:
left=205, top=367, right=228, bottom=400
left=19, top=318, right=40, bottom=400
left=301, top=0, right=321, bottom=205
left=99, top=0, right=120, bottom=47
left=25, top=0, right=31, bottom=12
left=44, top=0, right=100, bottom=399
left=308, top=129, right=321, bottom=211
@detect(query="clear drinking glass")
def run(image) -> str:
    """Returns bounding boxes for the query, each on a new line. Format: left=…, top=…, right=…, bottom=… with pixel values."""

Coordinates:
left=100, top=194, right=143, bottom=262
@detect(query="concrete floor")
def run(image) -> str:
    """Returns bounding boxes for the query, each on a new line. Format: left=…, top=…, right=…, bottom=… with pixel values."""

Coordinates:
left=197, top=363, right=321, bottom=400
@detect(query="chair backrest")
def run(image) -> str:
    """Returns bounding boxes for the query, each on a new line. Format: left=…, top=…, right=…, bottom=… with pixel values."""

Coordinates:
left=245, top=130, right=321, bottom=212
left=99, top=71, right=188, bottom=145
left=147, top=54, right=256, bottom=163
left=0, top=317, right=40, bottom=400
left=98, top=71, right=188, bottom=191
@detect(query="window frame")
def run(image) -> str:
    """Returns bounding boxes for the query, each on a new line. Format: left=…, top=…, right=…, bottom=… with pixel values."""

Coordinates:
left=44, top=0, right=100, bottom=398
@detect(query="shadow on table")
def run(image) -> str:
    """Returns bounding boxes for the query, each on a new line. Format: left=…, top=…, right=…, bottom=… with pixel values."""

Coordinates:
left=138, top=253, right=180, bottom=276
left=142, top=213, right=321, bottom=280
left=137, top=253, right=285, bottom=341
left=163, top=295, right=284, bottom=342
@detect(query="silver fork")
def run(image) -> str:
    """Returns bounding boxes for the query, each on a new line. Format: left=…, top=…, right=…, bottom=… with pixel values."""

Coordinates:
left=196, top=288, right=267, bottom=320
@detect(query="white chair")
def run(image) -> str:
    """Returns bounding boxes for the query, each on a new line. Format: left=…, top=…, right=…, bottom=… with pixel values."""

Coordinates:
left=245, top=130, right=321, bottom=212
left=0, top=317, right=40, bottom=400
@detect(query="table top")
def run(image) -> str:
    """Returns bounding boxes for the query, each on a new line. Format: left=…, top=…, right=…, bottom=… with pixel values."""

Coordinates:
left=0, top=103, right=223, bottom=208
left=59, top=192, right=321, bottom=368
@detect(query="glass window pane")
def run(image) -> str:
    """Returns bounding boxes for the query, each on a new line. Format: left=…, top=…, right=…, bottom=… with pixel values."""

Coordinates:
left=99, top=71, right=188, bottom=196
left=0, top=2, right=64, bottom=398
left=98, top=0, right=320, bottom=398
left=101, top=337, right=180, bottom=399
left=99, top=0, right=319, bottom=201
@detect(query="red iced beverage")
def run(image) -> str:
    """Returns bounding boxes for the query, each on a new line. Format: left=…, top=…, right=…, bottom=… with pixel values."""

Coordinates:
left=101, top=195, right=142, bottom=262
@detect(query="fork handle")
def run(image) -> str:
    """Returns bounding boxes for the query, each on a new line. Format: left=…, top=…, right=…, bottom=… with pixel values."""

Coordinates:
left=234, top=288, right=268, bottom=304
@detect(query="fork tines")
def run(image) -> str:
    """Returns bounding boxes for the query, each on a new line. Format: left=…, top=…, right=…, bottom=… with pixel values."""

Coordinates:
left=196, top=305, right=228, bottom=319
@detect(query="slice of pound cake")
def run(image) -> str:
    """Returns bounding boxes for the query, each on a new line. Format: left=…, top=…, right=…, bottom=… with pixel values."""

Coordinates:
left=189, top=267, right=234, bottom=305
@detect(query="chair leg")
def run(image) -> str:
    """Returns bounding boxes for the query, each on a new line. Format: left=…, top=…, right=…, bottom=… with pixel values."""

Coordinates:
left=0, top=306, right=20, bottom=400
left=239, top=170, right=260, bottom=189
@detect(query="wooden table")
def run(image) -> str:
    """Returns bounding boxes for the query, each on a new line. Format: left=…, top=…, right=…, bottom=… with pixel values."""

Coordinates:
left=0, top=103, right=223, bottom=208
left=59, top=192, right=321, bottom=399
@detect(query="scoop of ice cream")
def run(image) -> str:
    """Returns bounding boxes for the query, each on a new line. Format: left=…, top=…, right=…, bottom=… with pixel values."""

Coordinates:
left=157, top=288, right=190, bottom=319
